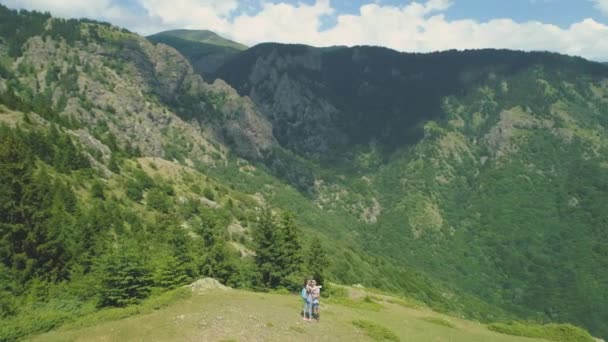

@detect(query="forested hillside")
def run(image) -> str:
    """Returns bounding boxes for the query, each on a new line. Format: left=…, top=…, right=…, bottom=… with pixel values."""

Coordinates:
left=0, top=6, right=492, bottom=340
left=1, top=4, right=608, bottom=341
left=213, top=44, right=608, bottom=338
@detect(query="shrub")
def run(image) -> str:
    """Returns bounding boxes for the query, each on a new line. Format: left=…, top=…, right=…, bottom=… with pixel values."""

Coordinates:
left=91, top=181, right=105, bottom=199
left=321, top=283, right=347, bottom=299
left=421, top=316, right=456, bottom=328
left=146, top=188, right=172, bottom=213
left=352, top=320, right=400, bottom=341
left=488, top=322, right=594, bottom=342
left=125, top=180, right=143, bottom=201
left=0, top=309, right=73, bottom=341
left=203, top=187, right=215, bottom=200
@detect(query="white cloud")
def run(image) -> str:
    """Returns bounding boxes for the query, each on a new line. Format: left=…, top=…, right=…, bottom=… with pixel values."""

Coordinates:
left=229, top=0, right=333, bottom=45
left=593, top=0, right=608, bottom=16
left=137, top=0, right=238, bottom=32
left=1, top=0, right=607, bottom=61
left=221, top=0, right=608, bottom=61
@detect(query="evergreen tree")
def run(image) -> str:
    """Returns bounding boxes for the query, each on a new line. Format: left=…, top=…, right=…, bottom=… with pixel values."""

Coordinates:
left=276, top=211, right=304, bottom=290
left=0, top=128, right=36, bottom=278
left=36, top=190, right=75, bottom=280
left=193, top=210, right=238, bottom=285
left=168, top=225, right=196, bottom=281
left=154, top=254, right=190, bottom=290
left=98, top=244, right=152, bottom=307
left=91, top=181, right=105, bottom=200
left=306, top=237, right=329, bottom=287
left=253, top=208, right=304, bottom=290
left=0, top=264, right=16, bottom=317
left=253, top=207, right=280, bottom=289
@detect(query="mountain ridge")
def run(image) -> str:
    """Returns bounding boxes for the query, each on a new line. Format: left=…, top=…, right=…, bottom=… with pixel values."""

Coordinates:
left=149, top=29, right=247, bottom=50
left=213, top=43, right=608, bottom=159
left=147, top=29, right=246, bottom=77
left=1, top=5, right=608, bottom=340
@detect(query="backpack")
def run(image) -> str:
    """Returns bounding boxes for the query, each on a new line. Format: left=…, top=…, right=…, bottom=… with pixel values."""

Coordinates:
left=301, top=288, right=308, bottom=300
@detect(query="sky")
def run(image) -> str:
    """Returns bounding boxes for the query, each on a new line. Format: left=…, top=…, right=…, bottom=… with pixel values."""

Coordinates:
left=2, top=0, right=608, bottom=61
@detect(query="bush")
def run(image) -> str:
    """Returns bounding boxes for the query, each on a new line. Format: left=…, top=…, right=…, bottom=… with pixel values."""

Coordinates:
left=91, top=181, right=105, bottom=199
left=488, top=322, right=595, bottom=342
left=146, top=188, right=172, bottom=213
left=0, top=309, right=73, bottom=341
left=270, top=288, right=290, bottom=295
left=125, top=180, right=144, bottom=201
left=203, top=187, right=215, bottom=200
left=321, top=283, right=347, bottom=299
left=352, top=319, right=400, bottom=341
left=420, top=316, right=456, bottom=328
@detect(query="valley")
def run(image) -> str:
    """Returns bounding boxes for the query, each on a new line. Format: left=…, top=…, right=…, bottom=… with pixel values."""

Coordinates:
left=1, top=4, right=607, bottom=341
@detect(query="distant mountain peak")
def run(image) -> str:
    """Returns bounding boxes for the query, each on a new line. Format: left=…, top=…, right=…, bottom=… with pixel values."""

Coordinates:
left=148, top=29, right=247, bottom=50
left=147, top=29, right=247, bottom=77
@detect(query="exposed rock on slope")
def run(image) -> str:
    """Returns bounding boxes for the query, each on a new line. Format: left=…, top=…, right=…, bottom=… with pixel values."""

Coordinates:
left=16, top=27, right=275, bottom=163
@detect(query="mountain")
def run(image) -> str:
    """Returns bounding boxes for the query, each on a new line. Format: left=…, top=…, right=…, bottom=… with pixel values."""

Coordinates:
left=214, top=43, right=607, bottom=159
left=147, top=29, right=246, bottom=77
left=214, top=43, right=608, bottom=338
left=0, top=7, right=491, bottom=340
left=1, top=4, right=607, bottom=341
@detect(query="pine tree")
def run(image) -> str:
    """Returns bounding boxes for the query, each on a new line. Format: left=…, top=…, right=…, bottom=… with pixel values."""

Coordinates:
left=99, top=245, right=152, bottom=307
left=0, top=128, right=36, bottom=279
left=276, top=211, right=304, bottom=290
left=253, top=208, right=304, bottom=290
left=253, top=207, right=280, bottom=289
left=154, top=254, right=190, bottom=290
left=36, top=191, right=75, bottom=280
left=193, top=210, right=238, bottom=285
left=168, top=225, right=196, bottom=281
left=306, top=237, right=329, bottom=287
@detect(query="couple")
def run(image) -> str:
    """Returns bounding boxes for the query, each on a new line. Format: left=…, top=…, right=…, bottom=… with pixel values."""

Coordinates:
left=301, top=278, right=322, bottom=322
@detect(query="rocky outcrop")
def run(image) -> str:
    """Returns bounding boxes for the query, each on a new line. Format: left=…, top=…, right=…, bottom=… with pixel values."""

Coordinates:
left=15, top=27, right=275, bottom=165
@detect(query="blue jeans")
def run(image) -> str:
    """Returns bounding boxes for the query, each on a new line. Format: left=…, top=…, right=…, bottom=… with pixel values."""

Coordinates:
left=303, top=299, right=312, bottom=318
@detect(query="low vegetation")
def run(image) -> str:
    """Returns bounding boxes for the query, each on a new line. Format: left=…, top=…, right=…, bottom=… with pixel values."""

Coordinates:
left=488, top=322, right=595, bottom=342
left=351, top=319, right=401, bottom=342
left=420, top=317, right=456, bottom=329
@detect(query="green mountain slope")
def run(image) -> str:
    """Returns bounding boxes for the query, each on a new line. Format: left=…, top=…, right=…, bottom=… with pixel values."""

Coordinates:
left=214, top=44, right=608, bottom=338
left=0, top=6, right=507, bottom=340
left=0, top=4, right=607, bottom=341
left=147, top=29, right=246, bottom=77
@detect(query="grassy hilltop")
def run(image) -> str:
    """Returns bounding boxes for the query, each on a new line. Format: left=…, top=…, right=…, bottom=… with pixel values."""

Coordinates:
left=29, top=282, right=576, bottom=342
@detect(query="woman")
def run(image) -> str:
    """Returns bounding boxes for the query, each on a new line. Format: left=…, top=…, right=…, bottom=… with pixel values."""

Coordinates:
left=310, top=279, right=322, bottom=321
left=301, top=278, right=313, bottom=321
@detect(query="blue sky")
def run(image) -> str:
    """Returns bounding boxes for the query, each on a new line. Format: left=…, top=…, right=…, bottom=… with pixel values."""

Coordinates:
left=339, top=0, right=601, bottom=27
left=3, top=0, right=608, bottom=60
left=305, top=0, right=604, bottom=29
